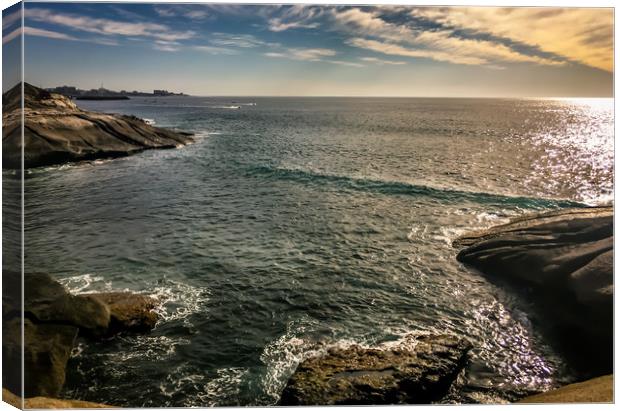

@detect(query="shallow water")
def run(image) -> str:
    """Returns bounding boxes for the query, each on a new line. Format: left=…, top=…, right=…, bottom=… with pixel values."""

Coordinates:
left=8, top=96, right=613, bottom=406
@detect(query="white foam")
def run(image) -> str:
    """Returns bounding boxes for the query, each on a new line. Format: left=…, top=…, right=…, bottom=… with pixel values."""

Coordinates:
left=58, top=273, right=114, bottom=294
left=159, top=364, right=248, bottom=407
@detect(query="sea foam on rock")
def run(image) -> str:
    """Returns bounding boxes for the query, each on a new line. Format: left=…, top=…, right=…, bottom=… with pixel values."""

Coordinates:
left=2, top=82, right=194, bottom=169
left=279, top=334, right=472, bottom=405
left=453, top=206, right=613, bottom=378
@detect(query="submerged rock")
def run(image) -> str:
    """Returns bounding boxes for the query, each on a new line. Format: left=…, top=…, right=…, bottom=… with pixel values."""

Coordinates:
left=87, top=292, right=159, bottom=335
left=280, top=334, right=472, bottom=405
left=518, top=375, right=613, bottom=403
left=454, top=207, right=613, bottom=377
left=3, top=388, right=113, bottom=408
left=2, top=82, right=193, bottom=169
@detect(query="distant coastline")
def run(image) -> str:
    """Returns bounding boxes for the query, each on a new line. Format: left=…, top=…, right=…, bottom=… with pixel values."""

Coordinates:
left=46, top=85, right=188, bottom=100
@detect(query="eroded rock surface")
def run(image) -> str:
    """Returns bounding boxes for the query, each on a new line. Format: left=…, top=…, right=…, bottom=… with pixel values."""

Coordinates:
left=87, top=292, right=159, bottom=335
left=2, top=82, right=193, bottom=169
left=280, top=334, right=472, bottom=405
left=454, top=207, right=613, bottom=377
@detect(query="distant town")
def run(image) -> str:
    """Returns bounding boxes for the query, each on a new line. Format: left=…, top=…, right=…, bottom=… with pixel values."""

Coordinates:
left=46, top=85, right=188, bottom=100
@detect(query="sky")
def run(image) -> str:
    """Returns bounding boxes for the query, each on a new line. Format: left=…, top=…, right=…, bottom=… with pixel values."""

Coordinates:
left=2, top=2, right=614, bottom=97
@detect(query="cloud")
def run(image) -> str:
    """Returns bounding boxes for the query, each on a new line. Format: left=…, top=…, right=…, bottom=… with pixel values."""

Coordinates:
left=267, top=5, right=323, bottom=32
left=331, top=7, right=567, bottom=69
left=291, top=47, right=336, bottom=61
left=326, top=60, right=364, bottom=68
left=265, top=47, right=364, bottom=68
left=348, top=38, right=487, bottom=66
left=26, top=8, right=196, bottom=42
left=3, top=8, right=21, bottom=31
left=268, top=18, right=320, bottom=32
left=3, top=25, right=119, bottom=46
left=153, top=40, right=181, bottom=52
left=154, top=5, right=209, bottom=20
left=2, top=27, right=21, bottom=44
left=209, top=32, right=278, bottom=49
left=264, top=47, right=337, bottom=62
left=154, top=6, right=176, bottom=18
left=25, top=26, right=78, bottom=41
left=360, top=57, right=407, bottom=65
left=410, top=7, right=612, bottom=71
left=194, top=45, right=238, bottom=55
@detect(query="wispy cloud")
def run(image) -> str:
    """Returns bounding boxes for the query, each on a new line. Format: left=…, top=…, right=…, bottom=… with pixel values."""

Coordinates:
left=348, top=38, right=486, bottom=66
left=209, top=32, right=278, bottom=49
left=154, top=5, right=209, bottom=21
left=2, top=27, right=21, bottom=44
left=26, top=8, right=196, bottom=42
left=265, top=47, right=363, bottom=68
left=360, top=57, right=406, bottom=65
left=153, top=40, right=181, bottom=52
left=264, top=47, right=337, bottom=61
left=3, top=25, right=119, bottom=46
left=268, top=5, right=323, bottom=32
left=410, top=7, right=613, bottom=72
left=327, top=60, right=364, bottom=68
left=193, top=45, right=238, bottom=55
left=3, top=8, right=21, bottom=31
left=331, top=7, right=567, bottom=69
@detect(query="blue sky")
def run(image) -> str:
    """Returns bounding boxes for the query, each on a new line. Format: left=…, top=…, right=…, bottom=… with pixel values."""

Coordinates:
left=2, top=3, right=614, bottom=97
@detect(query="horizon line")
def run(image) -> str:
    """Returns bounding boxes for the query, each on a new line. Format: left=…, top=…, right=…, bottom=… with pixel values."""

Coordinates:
left=2, top=81, right=613, bottom=100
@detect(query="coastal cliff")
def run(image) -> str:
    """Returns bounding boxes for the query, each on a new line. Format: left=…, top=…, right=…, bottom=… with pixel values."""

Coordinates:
left=2, top=83, right=193, bottom=169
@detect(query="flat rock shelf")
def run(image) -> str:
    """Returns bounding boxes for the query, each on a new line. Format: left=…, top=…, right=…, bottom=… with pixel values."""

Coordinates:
left=2, top=83, right=193, bottom=169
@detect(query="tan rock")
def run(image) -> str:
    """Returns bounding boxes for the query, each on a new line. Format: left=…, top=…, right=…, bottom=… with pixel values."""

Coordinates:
left=2, top=82, right=193, bottom=169
left=88, top=292, right=159, bottom=335
left=519, top=375, right=613, bottom=403
left=3, top=388, right=114, bottom=409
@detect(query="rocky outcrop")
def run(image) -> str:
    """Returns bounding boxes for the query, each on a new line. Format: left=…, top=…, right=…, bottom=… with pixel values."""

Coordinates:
left=3, top=388, right=113, bottom=409
left=2, top=82, right=193, bottom=169
left=2, top=271, right=159, bottom=398
left=454, top=207, right=613, bottom=377
left=86, top=292, right=159, bottom=335
left=518, top=375, right=613, bottom=403
left=280, top=334, right=472, bottom=405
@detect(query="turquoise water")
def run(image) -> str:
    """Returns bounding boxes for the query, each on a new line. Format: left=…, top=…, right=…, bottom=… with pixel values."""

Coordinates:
left=11, top=97, right=613, bottom=406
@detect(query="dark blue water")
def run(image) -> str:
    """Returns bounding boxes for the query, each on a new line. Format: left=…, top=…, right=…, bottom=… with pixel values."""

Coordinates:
left=13, top=97, right=614, bottom=406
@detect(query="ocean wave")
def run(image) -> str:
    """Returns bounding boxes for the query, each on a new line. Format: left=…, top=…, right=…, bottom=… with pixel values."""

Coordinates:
left=208, top=105, right=241, bottom=110
left=247, top=165, right=587, bottom=209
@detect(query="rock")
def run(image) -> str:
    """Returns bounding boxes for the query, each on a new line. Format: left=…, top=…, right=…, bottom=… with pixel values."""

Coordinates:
left=23, top=272, right=111, bottom=338
left=518, top=375, right=613, bottom=403
left=2, top=82, right=194, bottom=169
left=2, top=271, right=160, bottom=399
left=3, top=317, right=77, bottom=398
left=453, top=207, right=613, bottom=377
left=280, top=334, right=472, bottom=405
left=3, top=388, right=114, bottom=408
left=3, top=271, right=96, bottom=397
left=87, top=292, right=159, bottom=335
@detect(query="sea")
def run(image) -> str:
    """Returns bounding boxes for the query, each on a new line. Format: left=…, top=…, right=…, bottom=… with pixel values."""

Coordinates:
left=5, top=96, right=614, bottom=406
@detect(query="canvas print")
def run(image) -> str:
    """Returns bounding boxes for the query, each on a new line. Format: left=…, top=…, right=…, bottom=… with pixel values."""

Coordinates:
left=1, top=1, right=614, bottom=408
